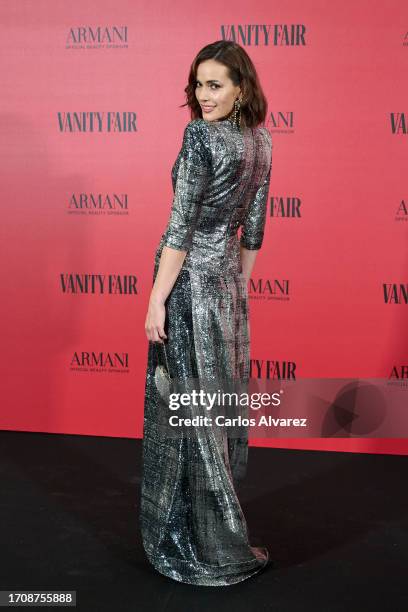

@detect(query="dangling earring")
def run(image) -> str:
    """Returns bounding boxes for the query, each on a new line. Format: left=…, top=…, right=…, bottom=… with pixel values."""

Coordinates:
left=228, top=95, right=243, bottom=128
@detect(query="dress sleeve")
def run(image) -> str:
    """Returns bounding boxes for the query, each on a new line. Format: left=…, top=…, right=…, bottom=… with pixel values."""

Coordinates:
left=240, top=131, right=273, bottom=251
left=162, top=120, right=212, bottom=252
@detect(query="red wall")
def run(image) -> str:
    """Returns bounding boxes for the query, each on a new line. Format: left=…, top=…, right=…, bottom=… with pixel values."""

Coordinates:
left=0, top=0, right=407, bottom=454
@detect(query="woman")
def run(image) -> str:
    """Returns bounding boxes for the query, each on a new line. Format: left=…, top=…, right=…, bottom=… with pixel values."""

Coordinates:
left=140, top=40, right=273, bottom=586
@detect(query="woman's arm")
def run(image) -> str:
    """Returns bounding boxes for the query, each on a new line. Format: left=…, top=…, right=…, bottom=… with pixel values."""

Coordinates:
left=240, top=246, right=259, bottom=282
left=145, top=246, right=187, bottom=343
left=239, top=137, right=273, bottom=281
left=144, top=120, right=212, bottom=343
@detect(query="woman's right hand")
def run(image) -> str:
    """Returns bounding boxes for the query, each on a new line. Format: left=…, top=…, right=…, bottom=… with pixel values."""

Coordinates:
left=145, top=295, right=168, bottom=343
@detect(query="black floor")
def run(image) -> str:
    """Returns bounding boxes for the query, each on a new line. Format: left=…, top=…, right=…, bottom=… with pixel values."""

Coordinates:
left=0, top=430, right=406, bottom=611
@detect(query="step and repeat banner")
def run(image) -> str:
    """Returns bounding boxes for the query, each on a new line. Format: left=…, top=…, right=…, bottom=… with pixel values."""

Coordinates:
left=1, top=1, right=407, bottom=454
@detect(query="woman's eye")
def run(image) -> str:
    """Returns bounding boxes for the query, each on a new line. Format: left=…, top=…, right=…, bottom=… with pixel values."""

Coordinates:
left=195, top=83, right=220, bottom=89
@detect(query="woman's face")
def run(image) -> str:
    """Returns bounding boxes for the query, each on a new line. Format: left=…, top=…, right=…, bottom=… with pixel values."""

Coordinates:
left=195, top=59, right=241, bottom=122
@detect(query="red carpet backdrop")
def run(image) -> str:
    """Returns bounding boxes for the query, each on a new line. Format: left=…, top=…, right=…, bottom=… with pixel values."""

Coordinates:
left=0, top=0, right=407, bottom=455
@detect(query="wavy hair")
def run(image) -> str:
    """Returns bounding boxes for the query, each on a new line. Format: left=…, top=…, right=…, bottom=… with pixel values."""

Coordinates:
left=180, top=40, right=268, bottom=128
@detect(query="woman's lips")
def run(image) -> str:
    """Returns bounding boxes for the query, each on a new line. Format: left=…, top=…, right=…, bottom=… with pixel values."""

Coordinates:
left=202, top=106, right=215, bottom=113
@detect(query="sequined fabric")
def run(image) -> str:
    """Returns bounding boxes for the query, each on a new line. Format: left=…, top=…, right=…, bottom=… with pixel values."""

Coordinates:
left=140, top=118, right=273, bottom=586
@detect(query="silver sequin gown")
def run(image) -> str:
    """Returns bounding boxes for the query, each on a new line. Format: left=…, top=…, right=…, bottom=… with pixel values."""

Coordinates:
left=140, top=117, right=273, bottom=586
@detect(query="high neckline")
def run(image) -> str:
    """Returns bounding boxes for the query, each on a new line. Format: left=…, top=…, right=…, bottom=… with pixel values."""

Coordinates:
left=203, top=117, right=241, bottom=130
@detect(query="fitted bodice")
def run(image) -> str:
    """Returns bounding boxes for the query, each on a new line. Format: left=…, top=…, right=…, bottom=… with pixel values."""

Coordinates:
left=156, top=118, right=273, bottom=276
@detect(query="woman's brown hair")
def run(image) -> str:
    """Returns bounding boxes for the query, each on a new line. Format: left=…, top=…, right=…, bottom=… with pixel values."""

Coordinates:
left=181, top=40, right=268, bottom=129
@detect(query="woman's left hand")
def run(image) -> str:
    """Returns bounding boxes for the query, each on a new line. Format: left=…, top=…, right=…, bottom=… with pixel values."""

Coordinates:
left=145, top=296, right=168, bottom=343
